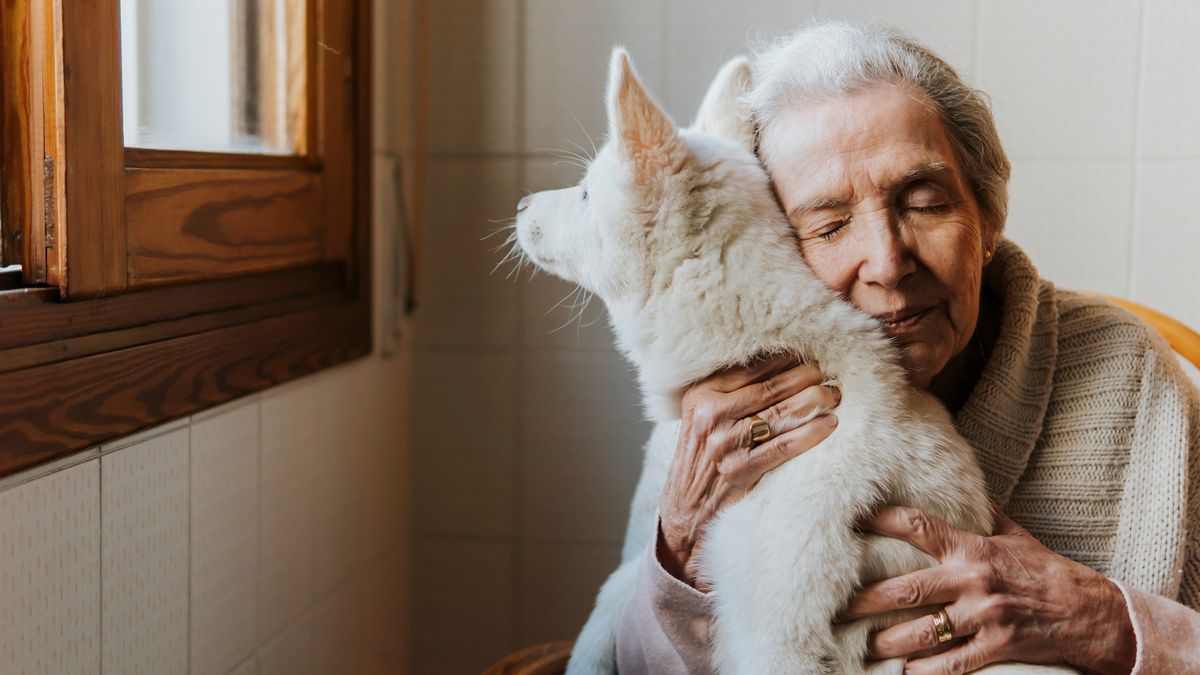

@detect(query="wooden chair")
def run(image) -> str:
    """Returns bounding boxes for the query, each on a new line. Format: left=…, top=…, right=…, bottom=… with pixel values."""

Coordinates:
left=481, top=640, right=572, bottom=675
left=481, top=297, right=1199, bottom=675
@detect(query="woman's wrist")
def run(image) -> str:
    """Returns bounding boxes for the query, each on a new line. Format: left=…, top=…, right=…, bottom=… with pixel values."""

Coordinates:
left=655, top=521, right=694, bottom=585
left=1073, top=577, right=1137, bottom=674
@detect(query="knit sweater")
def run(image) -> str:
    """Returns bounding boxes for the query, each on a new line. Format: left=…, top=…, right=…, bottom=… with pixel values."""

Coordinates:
left=614, top=239, right=1200, bottom=673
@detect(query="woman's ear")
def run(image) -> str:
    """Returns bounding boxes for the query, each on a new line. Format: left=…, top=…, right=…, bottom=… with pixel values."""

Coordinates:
left=605, top=47, right=685, bottom=180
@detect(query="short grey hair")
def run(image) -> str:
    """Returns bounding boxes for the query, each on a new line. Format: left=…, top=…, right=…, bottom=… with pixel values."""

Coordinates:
left=745, top=20, right=1011, bottom=235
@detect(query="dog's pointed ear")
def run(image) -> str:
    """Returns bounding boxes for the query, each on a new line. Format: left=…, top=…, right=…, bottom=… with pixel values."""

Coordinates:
left=606, top=47, right=685, bottom=178
left=691, top=56, right=755, bottom=152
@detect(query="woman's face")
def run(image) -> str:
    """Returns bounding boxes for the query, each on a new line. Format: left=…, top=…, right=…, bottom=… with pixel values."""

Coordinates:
left=759, top=82, right=991, bottom=388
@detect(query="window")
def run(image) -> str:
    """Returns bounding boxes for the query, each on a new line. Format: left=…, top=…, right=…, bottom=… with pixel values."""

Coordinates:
left=0, top=0, right=372, bottom=478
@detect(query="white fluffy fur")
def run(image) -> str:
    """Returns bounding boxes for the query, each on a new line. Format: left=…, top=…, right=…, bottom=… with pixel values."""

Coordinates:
left=515, top=48, right=1072, bottom=675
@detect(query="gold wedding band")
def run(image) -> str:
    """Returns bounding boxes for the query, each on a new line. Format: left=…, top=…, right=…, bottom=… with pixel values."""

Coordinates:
left=931, top=608, right=953, bottom=644
left=749, top=415, right=771, bottom=444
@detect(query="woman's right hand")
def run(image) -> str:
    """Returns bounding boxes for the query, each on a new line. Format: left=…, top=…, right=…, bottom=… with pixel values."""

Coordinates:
left=657, top=354, right=841, bottom=588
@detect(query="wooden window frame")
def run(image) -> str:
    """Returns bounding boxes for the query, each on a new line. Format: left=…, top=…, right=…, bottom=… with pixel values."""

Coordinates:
left=0, top=0, right=373, bottom=479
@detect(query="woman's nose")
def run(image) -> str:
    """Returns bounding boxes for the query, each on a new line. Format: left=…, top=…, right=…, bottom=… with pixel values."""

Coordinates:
left=859, top=225, right=916, bottom=289
left=517, top=195, right=532, bottom=212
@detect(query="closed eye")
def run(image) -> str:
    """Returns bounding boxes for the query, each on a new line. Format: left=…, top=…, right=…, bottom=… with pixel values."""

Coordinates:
left=817, top=220, right=848, bottom=241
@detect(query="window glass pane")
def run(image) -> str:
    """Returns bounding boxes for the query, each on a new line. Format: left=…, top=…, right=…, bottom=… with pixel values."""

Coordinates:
left=120, top=0, right=306, bottom=154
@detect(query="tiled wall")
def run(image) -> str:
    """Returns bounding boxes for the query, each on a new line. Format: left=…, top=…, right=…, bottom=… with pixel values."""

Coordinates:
left=410, top=0, right=1200, bottom=672
left=0, top=0, right=417, bottom=672
left=0, top=356, right=410, bottom=675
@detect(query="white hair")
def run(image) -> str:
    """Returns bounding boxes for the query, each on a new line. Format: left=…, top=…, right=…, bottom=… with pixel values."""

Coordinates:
left=745, top=20, right=1011, bottom=235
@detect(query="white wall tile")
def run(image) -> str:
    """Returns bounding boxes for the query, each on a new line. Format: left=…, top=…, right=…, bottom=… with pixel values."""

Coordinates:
left=1138, top=0, right=1200, bottom=157
left=258, top=380, right=318, bottom=642
left=1004, top=158, right=1133, bottom=295
left=354, top=546, right=409, bottom=672
left=228, top=656, right=258, bottom=675
left=311, top=364, right=372, bottom=596
left=520, top=351, right=652, bottom=543
left=410, top=537, right=515, bottom=675
left=517, top=542, right=621, bottom=646
left=412, top=158, right=521, bottom=349
left=524, top=0, right=665, bottom=153
left=976, top=0, right=1140, bottom=158
left=0, top=461, right=99, bottom=674
left=664, top=0, right=819, bottom=122
left=309, top=584, right=366, bottom=675
left=429, top=0, right=520, bottom=153
left=818, top=0, right=975, bottom=77
left=102, top=429, right=189, bottom=675
left=257, top=612, right=314, bottom=675
left=519, top=158, right=617, bottom=351
left=411, top=350, right=516, bottom=537
left=1131, top=160, right=1200, bottom=328
left=190, top=402, right=260, bottom=675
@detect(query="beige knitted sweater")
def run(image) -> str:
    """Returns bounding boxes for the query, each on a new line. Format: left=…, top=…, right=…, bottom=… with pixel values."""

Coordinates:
left=615, top=240, right=1200, bottom=673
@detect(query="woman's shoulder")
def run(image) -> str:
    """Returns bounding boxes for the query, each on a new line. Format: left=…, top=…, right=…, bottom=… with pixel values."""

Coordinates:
left=1051, top=288, right=1198, bottom=397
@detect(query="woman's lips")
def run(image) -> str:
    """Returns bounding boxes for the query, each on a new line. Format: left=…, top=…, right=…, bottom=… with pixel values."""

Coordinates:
left=874, top=305, right=935, bottom=333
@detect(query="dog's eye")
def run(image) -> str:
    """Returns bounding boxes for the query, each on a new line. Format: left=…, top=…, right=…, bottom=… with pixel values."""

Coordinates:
left=581, top=189, right=588, bottom=201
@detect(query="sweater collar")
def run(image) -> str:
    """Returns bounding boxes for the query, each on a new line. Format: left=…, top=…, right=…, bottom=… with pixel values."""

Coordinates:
left=954, top=238, right=1059, bottom=506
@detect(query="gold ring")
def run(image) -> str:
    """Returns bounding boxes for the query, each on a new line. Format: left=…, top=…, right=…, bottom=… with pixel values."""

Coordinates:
left=749, top=415, right=771, bottom=444
left=931, top=608, right=953, bottom=644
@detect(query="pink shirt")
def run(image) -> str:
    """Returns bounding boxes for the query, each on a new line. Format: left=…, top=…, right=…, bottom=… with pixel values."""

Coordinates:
left=615, top=532, right=1200, bottom=674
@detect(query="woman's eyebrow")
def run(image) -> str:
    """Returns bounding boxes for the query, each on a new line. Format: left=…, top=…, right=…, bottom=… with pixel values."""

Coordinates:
left=787, top=161, right=953, bottom=220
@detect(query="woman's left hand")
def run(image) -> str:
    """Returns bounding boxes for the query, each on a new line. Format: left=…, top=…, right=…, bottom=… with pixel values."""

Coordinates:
left=842, top=505, right=1137, bottom=675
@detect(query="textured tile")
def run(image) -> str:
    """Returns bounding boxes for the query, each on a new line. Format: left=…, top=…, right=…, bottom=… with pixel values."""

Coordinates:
left=519, top=351, right=652, bottom=543
left=524, top=0, right=665, bottom=153
left=411, top=350, right=516, bottom=537
left=1138, top=0, right=1200, bottom=157
left=99, top=416, right=189, bottom=455
left=310, top=581, right=373, bottom=675
left=518, top=158, right=617, bottom=351
left=817, top=0, right=975, bottom=76
left=257, top=612, right=314, bottom=675
left=311, top=363, right=371, bottom=597
left=975, top=0, right=1140, bottom=158
left=190, top=401, right=260, bottom=675
left=411, top=158, right=521, bottom=349
left=517, top=542, right=621, bottom=646
left=429, top=0, right=520, bottom=153
left=1131, top=160, right=1200, bottom=328
left=101, top=428, right=189, bottom=675
left=228, top=656, right=258, bottom=675
left=1004, top=158, right=1133, bottom=295
left=663, top=0, right=818, bottom=121
left=0, top=461, right=100, bottom=674
left=410, top=537, right=515, bottom=675
left=356, top=546, right=409, bottom=673
left=258, top=378, right=318, bottom=642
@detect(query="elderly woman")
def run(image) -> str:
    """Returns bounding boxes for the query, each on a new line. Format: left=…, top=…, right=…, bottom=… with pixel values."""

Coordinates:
left=615, top=22, right=1199, bottom=675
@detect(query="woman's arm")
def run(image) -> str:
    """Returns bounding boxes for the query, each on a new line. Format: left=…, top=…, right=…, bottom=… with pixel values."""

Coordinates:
left=615, top=526, right=714, bottom=675
left=1117, top=582, right=1200, bottom=674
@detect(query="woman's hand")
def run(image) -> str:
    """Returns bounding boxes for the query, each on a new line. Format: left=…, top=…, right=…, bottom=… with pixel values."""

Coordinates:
left=844, top=505, right=1137, bottom=675
left=658, top=354, right=840, bottom=588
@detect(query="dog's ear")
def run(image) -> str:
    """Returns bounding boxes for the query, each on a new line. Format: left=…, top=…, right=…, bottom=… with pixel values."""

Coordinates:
left=606, top=47, right=685, bottom=180
left=692, top=56, right=755, bottom=152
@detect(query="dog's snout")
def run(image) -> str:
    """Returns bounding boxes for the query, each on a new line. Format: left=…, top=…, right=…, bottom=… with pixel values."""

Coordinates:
left=517, top=195, right=532, bottom=212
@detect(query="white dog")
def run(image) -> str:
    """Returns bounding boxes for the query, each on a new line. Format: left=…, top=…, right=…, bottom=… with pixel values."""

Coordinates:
left=515, top=47, right=1070, bottom=675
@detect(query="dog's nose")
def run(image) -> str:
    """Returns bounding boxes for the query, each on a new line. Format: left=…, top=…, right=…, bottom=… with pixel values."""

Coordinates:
left=517, top=195, right=532, bottom=212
